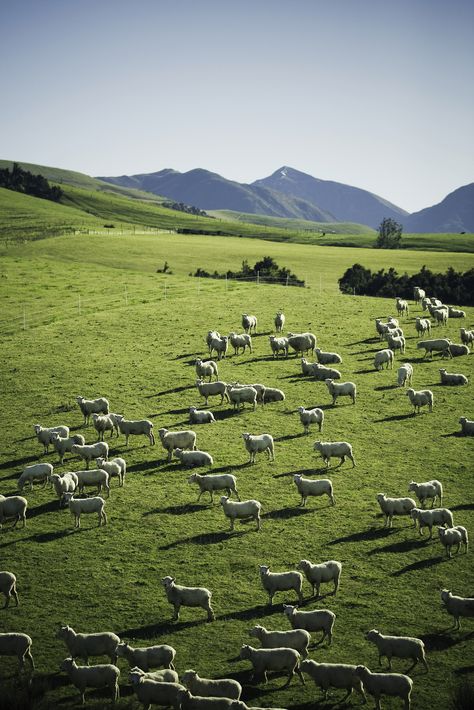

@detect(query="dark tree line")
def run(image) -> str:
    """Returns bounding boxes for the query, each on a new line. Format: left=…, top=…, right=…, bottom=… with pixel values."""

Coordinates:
left=162, top=201, right=211, bottom=217
left=0, top=162, right=63, bottom=202
left=339, top=263, right=474, bottom=306
left=192, top=256, right=305, bottom=287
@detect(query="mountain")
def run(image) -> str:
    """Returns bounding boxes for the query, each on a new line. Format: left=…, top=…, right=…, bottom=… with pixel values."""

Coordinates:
left=402, top=183, right=474, bottom=233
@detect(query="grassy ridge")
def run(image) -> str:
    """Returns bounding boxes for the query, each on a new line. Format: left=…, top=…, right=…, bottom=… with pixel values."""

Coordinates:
left=210, top=208, right=374, bottom=234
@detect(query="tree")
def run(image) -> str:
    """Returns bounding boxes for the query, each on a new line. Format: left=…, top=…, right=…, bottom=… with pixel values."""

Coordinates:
left=375, top=218, right=403, bottom=249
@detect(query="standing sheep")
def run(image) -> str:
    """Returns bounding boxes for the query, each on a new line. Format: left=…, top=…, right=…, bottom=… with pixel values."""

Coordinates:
left=242, top=433, right=274, bottom=463
left=51, top=472, right=78, bottom=501
left=0, top=633, right=34, bottom=672
left=33, top=424, right=70, bottom=454
left=17, top=463, right=53, bottom=492
left=313, top=440, right=355, bottom=468
left=56, top=625, right=120, bottom=664
left=116, top=641, right=176, bottom=671
left=437, top=526, right=469, bottom=558
left=408, top=480, right=443, bottom=508
left=0, top=571, right=19, bottom=608
left=396, top=297, right=409, bottom=317
left=195, top=358, right=219, bottom=382
left=51, top=432, right=86, bottom=464
left=129, top=670, right=184, bottom=709
left=71, top=442, right=109, bottom=469
left=297, top=406, right=324, bottom=434
left=115, top=416, right=155, bottom=446
left=415, top=317, right=431, bottom=336
left=249, top=625, right=310, bottom=659
left=96, top=457, right=126, bottom=486
left=188, top=473, right=239, bottom=503
left=287, top=332, right=317, bottom=357
left=181, top=669, right=242, bottom=700
left=354, top=665, right=412, bottom=710
left=227, top=385, right=258, bottom=411
left=416, top=338, right=452, bottom=359
left=259, top=565, right=304, bottom=606
left=374, top=349, right=394, bottom=371
left=377, top=494, right=416, bottom=528
left=397, top=363, right=413, bottom=387
left=63, top=494, right=107, bottom=528
left=196, top=379, right=229, bottom=406
left=239, top=645, right=304, bottom=687
left=413, top=286, right=425, bottom=303
left=76, top=396, right=109, bottom=425
left=411, top=507, right=453, bottom=538
left=406, top=388, right=434, bottom=414
left=365, top=630, right=428, bottom=672
left=91, top=413, right=115, bottom=441
left=274, top=311, right=285, bottom=332
left=158, top=428, right=197, bottom=462
left=460, top=328, right=474, bottom=349
left=161, top=576, right=214, bottom=622
left=300, top=659, right=366, bottom=703
left=60, top=657, right=120, bottom=705
left=441, top=589, right=474, bottom=629
left=269, top=336, right=289, bottom=358
left=324, top=379, right=356, bottom=405
left=283, top=604, right=336, bottom=645
left=242, top=313, right=258, bottom=334
left=229, top=332, right=252, bottom=355
left=0, top=495, right=28, bottom=530
left=220, top=496, right=261, bottom=531
left=208, top=334, right=229, bottom=360
left=293, top=475, right=335, bottom=507
left=297, top=560, right=341, bottom=598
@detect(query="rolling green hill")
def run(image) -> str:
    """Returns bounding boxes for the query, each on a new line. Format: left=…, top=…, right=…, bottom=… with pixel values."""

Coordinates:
left=210, top=209, right=375, bottom=234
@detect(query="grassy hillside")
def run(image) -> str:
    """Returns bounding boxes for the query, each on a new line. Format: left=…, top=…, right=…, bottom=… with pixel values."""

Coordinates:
left=210, top=209, right=374, bottom=234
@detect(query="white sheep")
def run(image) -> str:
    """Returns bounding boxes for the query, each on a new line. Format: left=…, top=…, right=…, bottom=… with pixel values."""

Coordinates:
left=459, top=417, right=474, bottom=435
left=196, top=378, right=229, bottom=406
left=117, top=641, right=176, bottom=671
left=312, top=363, right=342, bottom=381
left=0, top=495, right=28, bottom=530
left=176, top=689, right=238, bottom=709
left=33, top=423, right=70, bottom=454
left=195, top=358, right=219, bottom=382
left=259, top=565, right=304, bottom=606
left=366, top=630, right=428, bottom=672
left=17, top=462, right=53, bottom=491
left=297, top=560, right=341, bottom=597
left=189, top=406, right=216, bottom=424
left=287, top=332, right=316, bottom=357
left=300, top=358, right=319, bottom=376
left=283, top=604, right=336, bottom=645
left=300, top=659, right=366, bottom=703
left=129, top=666, right=179, bottom=683
left=51, top=432, right=86, bottom=464
left=437, top=526, right=469, bottom=558
left=415, top=317, right=431, bottom=336
left=239, top=645, right=304, bottom=687
left=231, top=382, right=266, bottom=403
left=227, top=385, right=258, bottom=411
left=229, top=332, right=252, bottom=355
left=313, top=440, right=355, bottom=468
left=116, top=416, right=155, bottom=446
left=408, top=480, right=443, bottom=508
left=375, top=319, right=396, bottom=340
left=206, top=330, right=220, bottom=354
left=448, top=306, right=466, bottom=318
left=262, top=387, right=285, bottom=404
left=158, top=427, right=197, bottom=462
left=75, top=469, right=110, bottom=496
left=406, top=388, right=434, bottom=414
left=293, top=475, right=335, bottom=507
left=416, top=338, right=452, bottom=359
left=161, top=576, right=214, bottom=622
left=439, top=368, right=468, bottom=386
left=449, top=343, right=470, bottom=357
left=242, top=432, right=274, bottom=463
left=181, top=669, right=242, bottom=700
left=374, top=349, right=394, bottom=371
left=0, top=633, right=34, bottom=672
left=354, top=665, right=412, bottom=709
left=413, top=286, right=425, bottom=303
left=76, top=395, right=110, bottom=425
left=71, top=442, right=109, bottom=469
left=174, top=448, right=213, bottom=468
left=107, top=412, right=123, bottom=437
left=396, top=297, right=409, bottom=316
left=314, top=348, right=342, bottom=365
left=220, top=496, right=261, bottom=531
left=297, top=406, right=324, bottom=434
left=441, top=589, right=474, bottom=629
left=397, top=363, right=413, bottom=387
left=51, top=472, right=78, bottom=500
left=460, top=328, right=474, bottom=349
left=411, top=507, right=453, bottom=537
left=324, top=379, right=356, bottom=405
left=129, top=670, right=184, bottom=708
left=56, top=625, right=120, bottom=664
left=242, top=313, right=257, bottom=333
left=377, top=494, right=416, bottom=528
left=96, top=457, right=126, bottom=486
left=60, top=657, right=120, bottom=705
left=269, top=336, right=289, bottom=358
left=209, top=334, right=229, bottom=360
left=63, top=494, right=107, bottom=528
left=0, top=571, right=19, bottom=608
left=188, top=472, right=239, bottom=503
left=249, top=625, right=310, bottom=659
left=91, top=413, right=115, bottom=440
left=274, top=311, right=285, bottom=332
left=386, top=333, right=406, bottom=354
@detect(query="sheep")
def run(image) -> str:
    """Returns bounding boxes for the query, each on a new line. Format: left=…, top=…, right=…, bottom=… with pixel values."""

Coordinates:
left=239, top=645, right=304, bottom=687
left=229, top=332, right=252, bottom=355
left=129, top=666, right=179, bottom=683
left=176, top=689, right=239, bottom=709
left=384, top=326, right=404, bottom=339
left=60, top=657, right=120, bottom=705
left=311, top=363, right=341, bottom=381
left=274, top=311, right=285, bottom=332
left=396, top=297, right=409, bottom=316
left=313, top=440, right=355, bottom=468
left=51, top=472, right=78, bottom=500
left=421, top=296, right=431, bottom=311
left=448, top=306, right=466, bottom=318
left=75, top=469, right=110, bottom=496
left=406, top=388, right=434, bottom=414
left=71, top=442, right=109, bottom=469
left=374, top=349, right=394, bottom=371
left=259, top=565, right=304, bottom=606
left=56, top=625, right=120, bottom=664
left=459, top=417, right=474, bottom=435
left=76, top=396, right=109, bottom=425
left=242, top=432, right=274, bottom=463
left=300, top=357, right=319, bottom=376
left=377, top=494, right=416, bottom=528
left=181, top=669, right=242, bottom=700
left=174, top=448, right=213, bottom=468
left=63, top=494, right=107, bottom=528
left=386, top=333, right=406, bottom=354
left=441, top=589, right=474, bottom=629
left=96, top=457, right=126, bottom=486
left=129, top=670, right=184, bottom=708
left=0, top=571, right=19, bottom=608
left=227, top=385, right=258, bottom=411
left=91, top=413, right=115, bottom=441
left=158, top=427, right=197, bottom=462
left=51, top=432, right=86, bottom=464
left=189, top=406, right=216, bottom=424
left=324, top=378, right=356, bottom=405
left=411, top=507, right=454, bottom=537
left=188, top=473, right=239, bottom=503
left=0, top=633, right=34, bottom=672
left=354, top=665, right=412, bottom=710
left=375, top=319, right=393, bottom=340
left=431, top=298, right=444, bottom=307
left=262, top=387, right=285, bottom=404
left=117, top=641, right=176, bottom=671
left=460, top=328, right=474, bottom=349
left=300, top=659, right=366, bottom=703
left=107, top=412, right=123, bottom=437
left=206, top=330, right=220, bottom=354
left=195, top=358, right=219, bottom=382
left=161, top=576, right=214, bottom=622
left=242, top=313, right=257, bottom=334
left=415, top=317, right=431, bottom=336
left=249, top=625, right=310, bottom=659
left=17, top=462, right=53, bottom=491
left=231, top=382, right=266, bottom=403
left=397, top=363, right=413, bottom=387
left=413, top=286, right=425, bottom=303
left=297, top=406, right=324, bottom=434
left=449, top=342, right=470, bottom=357
left=408, top=480, right=443, bottom=508
left=283, top=604, right=336, bottom=645
left=196, top=379, right=229, bottom=406
left=209, top=334, right=229, bottom=360
left=366, top=630, right=428, bottom=672
left=314, top=348, right=342, bottom=365
left=0, top=495, right=27, bottom=530
left=437, top=526, right=469, bottom=558
left=220, top=496, right=261, bottom=531
left=439, top=368, right=468, bottom=386
left=33, top=423, right=70, bottom=453
left=287, top=332, right=316, bottom=357
left=115, top=415, right=155, bottom=446
left=417, top=338, right=452, bottom=359
left=293, top=475, right=335, bottom=507
left=269, top=336, right=289, bottom=358
left=431, top=306, right=449, bottom=326
left=297, top=560, right=341, bottom=598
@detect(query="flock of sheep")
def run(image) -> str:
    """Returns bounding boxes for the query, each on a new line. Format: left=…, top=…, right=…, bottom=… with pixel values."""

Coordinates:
left=1, top=292, right=473, bottom=708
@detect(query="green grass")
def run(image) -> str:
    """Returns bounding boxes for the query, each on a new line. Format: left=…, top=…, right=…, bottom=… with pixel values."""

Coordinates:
left=209, top=209, right=375, bottom=234
left=0, top=232, right=473, bottom=708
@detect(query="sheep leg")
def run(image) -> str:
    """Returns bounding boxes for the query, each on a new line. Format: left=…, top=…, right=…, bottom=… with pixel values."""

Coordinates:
left=172, top=603, right=180, bottom=621
left=283, top=668, right=295, bottom=688
left=255, top=514, right=261, bottom=531
left=229, top=518, right=235, bottom=531
left=205, top=603, right=215, bottom=621
left=234, top=486, right=240, bottom=501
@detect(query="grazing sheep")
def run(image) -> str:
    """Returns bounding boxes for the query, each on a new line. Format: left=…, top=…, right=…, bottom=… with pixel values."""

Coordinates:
left=300, top=659, right=366, bottom=703
left=300, top=358, right=319, bottom=376
left=220, top=496, right=261, bottom=531
left=18, top=463, right=53, bottom=491
left=293, top=475, right=335, bottom=507
left=262, top=387, right=285, bottom=404
left=208, top=334, right=229, bottom=360
left=269, top=336, right=289, bottom=358
left=242, top=432, right=275, bottom=463
left=129, top=670, right=184, bottom=708
left=76, top=396, right=110, bottom=425
left=437, top=526, right=469, bottom=558
left=415, top=317, right=431, bottom=336
left=161, top=576, right=214, bottom=622
left=75, top=469, right=110, bottom=496
left=239, top=645, right=304, bottom=687
left=116, top=416, right=155, bottom=446
left=229, top=332, right=252, bottom=355
left=33, top=423, right=70, bottom=454
left=413, top=286, right=425, bottom=303
left=189, top=406, right=216, bottom=424
left=0, top=571, right=19, bottom=608
left=297, top=406, right=324, bottom=434
left=384, top=326, right=404, bottom=339
left=314, top=348, right=342, bottom=365
left=0, top=633, right=34, bottom=672
left=449, top=342, right=470, bottom=357
left=259, top=565, right=304, bottom=606
left=283, top=604, right=336, bottom=645
left=311, top=363, right=341, bottom=381
left=377, top=494, right=416, bottom=528
left=0, top=496, right=27, bottom=530
left=91, top=413, right=115, bottom=441
left=196, top=379, right=229, bottom=406
left=313, top=440, right=355, bottom=468
left=386, top=333, right=406, bottom=354
left=60, top=657, right=119, bottom=705
left=96, top=457, right=126, bottom=486
left=355, top=665, right=412, bottom=710
left=408, top=480, right=443, bottom=508
left=63, top=494, right=107, bottom=528
left=324, top=379, right=356, bottom=405
left=107, top=412, right=123, bottom=437
left=71, top=442, right=109, bottom=469
left=227, top=385, right=258, bottom=411
left=188, top=473, right=239, bottom=503
left=117, top=641, right=175, bottom=671
left=51, top=472, right=78, bottom=501
left=448, top=306, right=466, bottom=318
left=366, top=630, right=428, bottom=672
left=421, top=297, right=431, bottom=311
left=433, top=307, right=449, bottom=326
left=195, top=358, right=219, bottom=382
left=176, top=689, right=238, bottom=709
left=439, top=368, right=468, bottom=386
left=181, top=669, right=242, bottom=700
left=459, top=417, right=474, bottom=435
left=396, top=297, right=409, bottom=316
left=397, top=363, right=413, bottom=387
left=441, top=589, right=474, bottom=629
left=297, top=560, right=341, bottom=597
left=411, top=507, right=453, bottom=537
left=374, top=349, right=394, bottom=371
left=158, top=428, right=197, bottom=462
left=249, top=625, right=310, bottom=659
left=416, top=338, right=452, bottom=359
left=56, top=625, right=120, bottom=664
left=174, top=448, right=213, bottom=468
left=129, top=666, right=179, bottom=683
left=274, top=311, right=285, bottom=332
left=51, top=432, right=86, bottom=464
left=287, top=332, right=316, bottom=357
left=406, top=388, right=434, bottom=414
left=206, top=330, right=221, bottom=355
left=242, top=313, right=257, bottom=334
left=460, top=328, right=474, bottom=349
left=231, top=382, right=266, bottom=403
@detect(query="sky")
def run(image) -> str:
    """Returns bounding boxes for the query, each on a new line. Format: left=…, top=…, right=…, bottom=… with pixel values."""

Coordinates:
left=0, top=0, right=473, bottom=213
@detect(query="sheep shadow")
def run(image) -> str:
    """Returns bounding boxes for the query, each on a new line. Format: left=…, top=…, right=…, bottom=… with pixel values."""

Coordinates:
left=218, top=603, right=286, bottom=624
left=126, top=460, right=158, bottom=473
left=27, top=500, right=60, bottom=519
left=209, top=463, right=249, bottom=474
left=31, top=529, right=73, bottom=543
left=143, top=503, right=206, bottom=516
left=273, top=466, right=329, bottom=479
left=390, top=555, right=444, bottom=576
left=157, top=406, right=190, bottom=416
left=159, top=530, right=245, bottom=550
left=213, top=410, right=242, bottom=421
left=454, top=663, right=474, bottom=674
left=421, top=631, right=474, bottom=651
left=329, top=527, right=394, bottom=545
left=118, top=617, right=208, bottom=640
left=354, top=368, right=377, bottom=375
left=450, top=503, right=474, bottom=511
left=0, top=454, right=38, bottom=471
left=273, top=433, right=301, bottom=442
left=374, top=413, right=416, bottom=422
left=261, top=507, right=315, bottom=520
left=440, top=431, right=464, bottom=438
left=368, top=538, right=428, bottom=555
left=346, top=337, right=377, bottom=346
left=174, top=352, right=197, bottom=360
left=374, top=384, right=398, bottom=391
left=145, top=384, right=193, bottom=397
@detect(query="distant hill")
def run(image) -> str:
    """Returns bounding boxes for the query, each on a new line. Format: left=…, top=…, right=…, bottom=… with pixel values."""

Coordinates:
left=402, top=183, right=474, bottom=233
left=210, top=209, right=374, bottom=234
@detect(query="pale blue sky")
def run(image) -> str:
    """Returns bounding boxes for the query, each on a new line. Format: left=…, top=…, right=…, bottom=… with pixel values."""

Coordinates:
left=1, top=0, right=472, bottom=212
